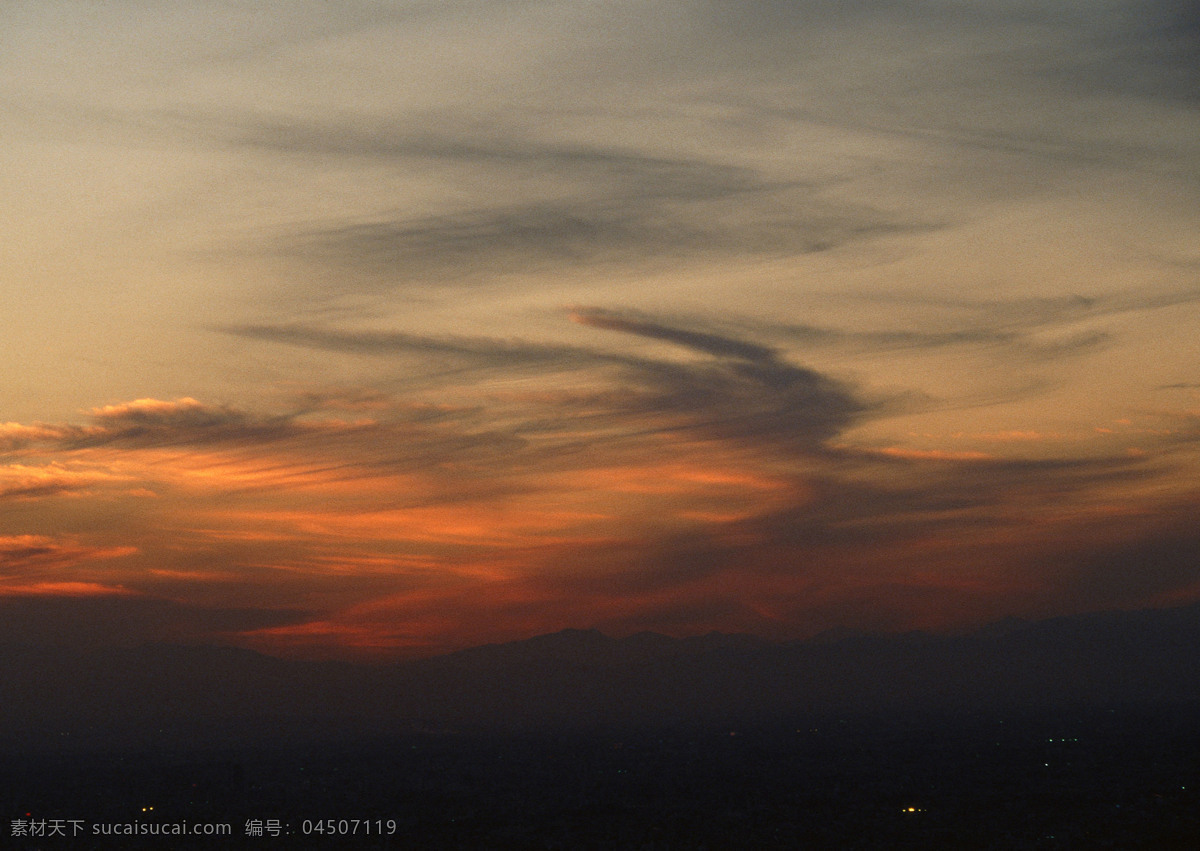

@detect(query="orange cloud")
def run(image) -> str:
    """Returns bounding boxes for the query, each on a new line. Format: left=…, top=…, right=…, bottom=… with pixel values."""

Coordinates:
left=0, top=422, right=71, bottom=450
left=0, top=535, right=137, bottom=569
left=0, top=374, right=1195, bottom=659
left=847, top=445, right=994, bottom=461
left=0, top=463, right=131, bottom=499
left=0, top=534, right=139, bottom=600
left=0, top=581, right=133, bottom=597
left=970, top=430, right=1065, bottom=442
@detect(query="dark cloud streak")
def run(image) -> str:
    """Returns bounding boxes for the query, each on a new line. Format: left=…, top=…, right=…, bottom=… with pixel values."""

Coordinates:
left=764, top=285, right=1200, bottom=359
left=274, top=196, right=920, bottom=284
left=571, top=308, right=778, bottom=362
left=209, top=115, right=936, bottom=285
left=222, top=322, right=602, bottom=367
left=227, top=312, right=868, bottom=453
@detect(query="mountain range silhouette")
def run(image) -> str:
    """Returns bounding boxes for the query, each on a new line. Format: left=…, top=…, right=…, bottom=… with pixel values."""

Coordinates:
left=4, top=602, right=1199, bottom=750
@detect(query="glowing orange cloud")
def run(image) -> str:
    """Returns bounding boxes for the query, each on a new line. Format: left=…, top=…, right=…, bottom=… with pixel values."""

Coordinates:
left=2, top=381, right=1199, bottom=660
left=0, top=581, right=133, bottom=597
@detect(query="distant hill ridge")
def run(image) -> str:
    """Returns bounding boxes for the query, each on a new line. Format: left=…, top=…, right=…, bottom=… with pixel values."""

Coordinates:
left=3, top=602, right=1199, bottom=749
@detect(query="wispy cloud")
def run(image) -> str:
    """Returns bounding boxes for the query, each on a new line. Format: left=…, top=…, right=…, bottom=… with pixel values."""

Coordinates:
left=226, top=311, right=868, bottom=454
left=584, top=339, right=864, bottom=451
left=571, top=308, right=778, bottom=362
left=0, top=464, right=130, bottom=500
left=245, top=136, right=924, bottom=288
left=767, top=286, right=1200, bottom=358
left=222, top=323, right=596, bottom=367
left=0, top=534, right=136, bottom=580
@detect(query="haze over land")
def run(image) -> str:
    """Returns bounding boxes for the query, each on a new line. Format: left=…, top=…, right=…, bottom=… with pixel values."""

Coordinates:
left=2, top=0, right=1199, bottom=660
left=5, top=603, right=1200, bottom=750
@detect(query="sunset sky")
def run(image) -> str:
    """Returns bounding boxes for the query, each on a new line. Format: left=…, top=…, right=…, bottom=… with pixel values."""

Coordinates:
left=2, top=0, right=1198, bottom=658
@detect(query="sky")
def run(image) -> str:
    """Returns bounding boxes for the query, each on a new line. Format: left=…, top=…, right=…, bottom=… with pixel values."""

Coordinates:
left=1, top=0, right=1198, bottom=659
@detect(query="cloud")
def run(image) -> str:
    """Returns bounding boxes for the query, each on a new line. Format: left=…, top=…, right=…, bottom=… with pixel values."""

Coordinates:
left=199, top=108, right=934, bottom=291
left=89, top=397, right=249, bottom=429
left=278, top=204, right=698, bottom=280
left=607, top=356, right=863, bottom=450
left=234, top=122, right=764, bottom=200
left=74, top=397, right=292, bottom=448
left=0, top=422, right=69, bottom=452
left=0, top=534, right=136, bottom=578
left=780, top=324, right=1111, bottom=359
left=3, top=307, right=1195, bottom=652
left=232, top=307, right=1153, bottom=516
left=40, top=396, right=369, bottom=452
left=269, top=183, right=919, bottom=287
left=570, top=308, right=778, bottom=362
left=570, top=308, right=866, bottom=449
left=221, top=323, right=595, bottom=367
left=0, top=581, right=131, bottom=597
left=0, top=535, right=67, bottom=566
left=228, top=311, right=867, bottom=455
left=864, top=447, right=994, bottom=461
left=752, top=285, right=1200, bottom=377
left=0, top=463, right=130, bottom=500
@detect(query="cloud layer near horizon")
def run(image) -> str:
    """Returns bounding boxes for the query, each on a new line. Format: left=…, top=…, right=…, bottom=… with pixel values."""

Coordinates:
left=3, top=312, right=1199, bottom=656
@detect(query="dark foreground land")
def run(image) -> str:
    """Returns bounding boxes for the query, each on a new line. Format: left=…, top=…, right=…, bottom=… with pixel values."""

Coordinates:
left=4, top=704, right=1199, bottom=850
